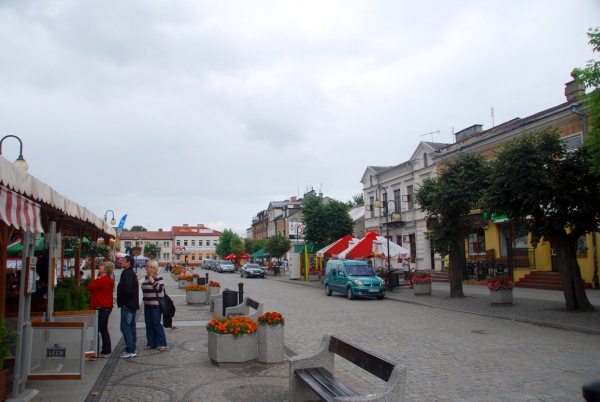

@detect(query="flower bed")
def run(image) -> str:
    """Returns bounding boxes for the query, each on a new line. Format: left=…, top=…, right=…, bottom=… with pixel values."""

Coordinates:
left=257, top=312, right=285, bottom=327
left=486, top=276, right=514, bottom=291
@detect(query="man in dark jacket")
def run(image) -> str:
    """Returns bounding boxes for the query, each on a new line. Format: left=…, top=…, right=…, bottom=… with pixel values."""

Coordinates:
left=117, top=255, right=139, bottom=358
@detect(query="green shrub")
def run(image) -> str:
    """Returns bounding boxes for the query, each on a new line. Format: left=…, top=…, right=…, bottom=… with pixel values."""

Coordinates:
left=54, top=276, right=92, bottom=312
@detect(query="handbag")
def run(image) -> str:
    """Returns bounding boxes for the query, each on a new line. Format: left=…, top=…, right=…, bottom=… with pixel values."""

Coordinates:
left=154, top=285, right=175, bottom=318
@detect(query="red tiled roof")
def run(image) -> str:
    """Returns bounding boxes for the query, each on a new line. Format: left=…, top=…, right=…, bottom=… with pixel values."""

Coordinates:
left=171, top=226, right=222, bottom=236
left=120, top=231, right=173, bottom=240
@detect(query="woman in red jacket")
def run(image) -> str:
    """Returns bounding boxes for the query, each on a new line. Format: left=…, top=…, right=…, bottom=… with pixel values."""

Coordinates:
left=87, top=262, right=115, bottom=358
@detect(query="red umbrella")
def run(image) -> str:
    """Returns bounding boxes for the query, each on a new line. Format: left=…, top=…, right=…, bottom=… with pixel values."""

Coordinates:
left=346, top=231, right=379, bottom=259
left=240, top=253, right=251, bottom=259
left=323, top=235, right=356, bottom=259
left=225, top=253, right=237, bottom=260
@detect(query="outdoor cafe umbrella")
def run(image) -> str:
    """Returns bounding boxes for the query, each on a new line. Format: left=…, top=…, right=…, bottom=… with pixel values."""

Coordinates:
left=372, top=236, right=410, bottom=259
left=250, top=248, right=271, bottom=259
left=240, top=253, right=251, bottom=260
left=316, top=235, right=357, bottom=258
left=225, top=253, right=238, bottom=260
left=343, top=231, right=380, bottom=260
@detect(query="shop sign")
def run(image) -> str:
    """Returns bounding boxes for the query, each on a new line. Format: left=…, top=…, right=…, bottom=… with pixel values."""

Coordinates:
left=47, top=344, right=66, bottom=358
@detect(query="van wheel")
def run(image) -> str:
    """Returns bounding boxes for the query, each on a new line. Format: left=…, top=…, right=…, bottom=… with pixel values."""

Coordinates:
left=325, top=285, right=332, bottom=296
left=347, top=287, right=355, bottom=300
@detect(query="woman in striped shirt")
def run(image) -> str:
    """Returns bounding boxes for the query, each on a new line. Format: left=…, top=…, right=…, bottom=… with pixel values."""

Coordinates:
left=141, top=260, right=167, bottom=351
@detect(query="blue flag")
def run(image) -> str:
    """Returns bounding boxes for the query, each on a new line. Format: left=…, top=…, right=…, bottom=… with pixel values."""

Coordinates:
left=116, top=214, right=127, bottom=238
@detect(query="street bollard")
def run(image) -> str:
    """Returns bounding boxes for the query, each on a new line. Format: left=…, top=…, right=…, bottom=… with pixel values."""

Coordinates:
left=583, top=380, right=600, bottom=402
left=205, top=273, right=209, bottom=284
left=222, top=290, right=238, bottom=317
left=238, top=283, right=244, bottom=304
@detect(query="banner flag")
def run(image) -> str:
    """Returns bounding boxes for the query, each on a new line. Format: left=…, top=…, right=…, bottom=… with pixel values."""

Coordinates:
left=116, top=214, right=127, bottom=238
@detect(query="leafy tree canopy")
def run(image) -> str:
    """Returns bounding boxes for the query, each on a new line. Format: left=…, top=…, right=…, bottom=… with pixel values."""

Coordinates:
left=572, top=27, right=600, bottom=176
left=346, top=193, right=364, bottom=207
left=302, top=197, right=354, bottom=246
left=216, top=229, right=244, bottom=259
left=144, top=243, right=158, bottom=259
left=265, top=234, right=292, bottom=260
left=130, top=225, right=147, bottom=232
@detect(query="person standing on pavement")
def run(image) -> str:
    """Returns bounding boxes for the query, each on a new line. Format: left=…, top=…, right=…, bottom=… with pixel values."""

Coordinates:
left=141, top=260, right=167, bottom=351
left=117, top=255, right=140, bottom=358
left=402, top=259, right=411, bottom=284
left=87, top=262, right=115, bottom=358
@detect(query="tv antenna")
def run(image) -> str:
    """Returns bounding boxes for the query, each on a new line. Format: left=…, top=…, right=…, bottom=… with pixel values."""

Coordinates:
left=420, top=129, right=440, bottom=142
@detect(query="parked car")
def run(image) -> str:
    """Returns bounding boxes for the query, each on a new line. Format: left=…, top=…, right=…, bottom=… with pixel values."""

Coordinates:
left=323, top=259, right=386, bottom=300
left=218, top=260, right=235, bottom=273
left=240, top=263, right=264, bottom=278
left=201, top=260, right=211, bottom=270
left=212, top=261, right=220, bottom=272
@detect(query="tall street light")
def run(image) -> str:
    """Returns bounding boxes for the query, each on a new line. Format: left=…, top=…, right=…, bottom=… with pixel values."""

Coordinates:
left=104, top=210, right=117, bottom=226
left=373, top=187, right=402, bottom=290
left=0, top=135, right=29, bottom=171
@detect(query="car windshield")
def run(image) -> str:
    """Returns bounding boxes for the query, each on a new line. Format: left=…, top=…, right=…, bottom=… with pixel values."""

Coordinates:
left=222, top=261, right=233, bottom=265
left=346, top=265, right=376, bottom=276
left=246, top=264, right=260, bottom=269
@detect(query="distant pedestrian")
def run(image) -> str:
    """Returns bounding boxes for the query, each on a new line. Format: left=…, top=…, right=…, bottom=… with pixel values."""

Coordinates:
left=402, top=259, right=410, bottom=284
left=117, top=255, right=140, bottom=358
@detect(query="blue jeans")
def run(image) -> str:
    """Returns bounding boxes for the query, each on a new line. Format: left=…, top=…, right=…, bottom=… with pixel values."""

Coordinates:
left=144, top=305, right=167, bottom=348
left=120, top=307, right=137, bottom=353
left=97, top=307, right=113, bottom=355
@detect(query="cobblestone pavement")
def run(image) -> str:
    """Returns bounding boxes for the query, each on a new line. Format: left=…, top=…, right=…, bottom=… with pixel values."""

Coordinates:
left=90, top=271, right=600, bottom=402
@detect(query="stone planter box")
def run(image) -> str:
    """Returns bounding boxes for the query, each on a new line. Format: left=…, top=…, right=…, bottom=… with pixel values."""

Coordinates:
left=258, top=325, right=284, bottom=364
left=308, top=274, right=320, bottom=281
left=186, top=290, right=208, bottom=305
left=490, top=289, right=513, bottom=305
left=413, top=282, right=431, bottom=295
left=208, top=286, right=221, bottom=299
left=179, top=280, right=192, bottom=289
left=207, top=331, right=257, bottom=364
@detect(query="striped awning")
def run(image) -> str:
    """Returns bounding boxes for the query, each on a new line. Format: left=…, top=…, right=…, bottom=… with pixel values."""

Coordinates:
left=0, top=185, right=44, bottom=233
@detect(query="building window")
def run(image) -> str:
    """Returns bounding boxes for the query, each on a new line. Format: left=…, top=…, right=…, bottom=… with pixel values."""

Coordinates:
left=206, top=240, right=210, bottom=246
left=191, top=254, right=196, bottom=261
left=163, top=241, right=169, bottom=247
left=564, top=134, right=582, bottom=151
left=176, top=240, right=180, bottom=246
left=199, top=255, right=203, bottom=260
left=393, top=189, right=401, bottom=213
left=176, top=254, right=181, bottom=261
left=468, top=228, right=486, bottom=256
left=184, top=240, right=188, bottom=246
left=199, top=240, right=203, bottom=246
left=423, top=152, right=429, bottom=167
left=206, top=254, right=210, bottom=259
left=407, top=185, right=414, bottom=210
left=124, top=241, right=131, bottom=247
left=191, top=240, right=195, bottom=246
left=369, top=196, right=375, bottom=217
left=370, top=175, right=373, bottom=186
left=163, top=253, right=169, bottom=260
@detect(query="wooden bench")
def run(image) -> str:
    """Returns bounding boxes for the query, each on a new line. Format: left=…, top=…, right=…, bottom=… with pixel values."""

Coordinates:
left=225, top=297, right=263, bottom=321
left=289, top=334, right=406, bottom=402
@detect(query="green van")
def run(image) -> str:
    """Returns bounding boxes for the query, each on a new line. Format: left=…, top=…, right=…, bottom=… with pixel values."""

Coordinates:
left=324, top=260, right=386, bottom=300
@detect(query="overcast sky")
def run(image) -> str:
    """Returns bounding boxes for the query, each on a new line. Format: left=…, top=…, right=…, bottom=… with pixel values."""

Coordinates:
left=1, top=1, right=598, bottom=235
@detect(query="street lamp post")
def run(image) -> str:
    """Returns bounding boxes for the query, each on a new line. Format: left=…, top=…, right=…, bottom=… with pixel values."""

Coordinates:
left=104, top=210, right=117, bottom=226
left=373, top=187, right=402, bottom=290
left=0, top=135, right=29, bottom=171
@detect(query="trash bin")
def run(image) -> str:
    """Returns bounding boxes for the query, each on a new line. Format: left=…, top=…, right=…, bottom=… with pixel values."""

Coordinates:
left=273, top=265, right=280, bottom=276
left=387, top=270, right=400, bottom=290
left=197, top=277, right=206, bottom=286
left=222, top=290, right=238, bottom=317
left=583, top=380, right=600, bottom=402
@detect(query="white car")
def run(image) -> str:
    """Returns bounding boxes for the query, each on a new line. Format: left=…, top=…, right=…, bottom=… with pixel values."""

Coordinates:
left=218, top=261, right=235, bottom=273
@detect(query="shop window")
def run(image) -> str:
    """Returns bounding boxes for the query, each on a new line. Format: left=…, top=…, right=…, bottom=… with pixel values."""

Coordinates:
left=577, top=235, right=588, bottom=256
left=468, top=227, right=486, bottom=256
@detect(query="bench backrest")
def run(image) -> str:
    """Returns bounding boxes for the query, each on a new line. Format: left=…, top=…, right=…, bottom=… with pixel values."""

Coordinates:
left=329, top=336, right=395, bottom=382
left=246, top=298, right=260, bottom=311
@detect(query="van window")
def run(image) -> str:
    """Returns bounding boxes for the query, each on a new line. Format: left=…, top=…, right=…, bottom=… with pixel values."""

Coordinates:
left=347, top=265, right=375, bottom=276
left=337, top=264, right=344, bottom=275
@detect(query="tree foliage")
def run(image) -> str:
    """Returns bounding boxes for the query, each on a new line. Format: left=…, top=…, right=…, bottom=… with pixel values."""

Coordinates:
left=573, top=27, right=600, bottom=176
left=216, top=229, right=244, bottom=258
left=81, top=241, right=111, bottom=259
left=265, top=234, right=292, bottom=260
left=415, top=153, right=490, bottom=298
left=246, top=238, right=267, bottom=254
left=485, top=129, right=599, bottom=311
left=346, top=193, right=364, bottom=207
left=130, top=226, right=147, bottom=232
left=302, top=197, right=354, bottom=246
left=144, top=243, right=158, bottom=259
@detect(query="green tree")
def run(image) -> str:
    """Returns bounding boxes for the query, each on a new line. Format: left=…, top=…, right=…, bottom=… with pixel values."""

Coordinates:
left=216, top=229, right=244, bottom=259
left=244, top=238, right=253, bottom=254
left=250, top=239, right=267, bottom=254
left=302, top=197, right=354, bottom=246
left=572, top=27, right=600, bottom=176
left=265, top=234, right=292, bottom=261
left=144, top=243, right=158, bottom=259
left=346, top=193, right=364, bottom=207
left=415, top=153, right=490, bottom=298
left=130, top=226, right=147, bottom=232
left=485, top=130, right=598, bottom=311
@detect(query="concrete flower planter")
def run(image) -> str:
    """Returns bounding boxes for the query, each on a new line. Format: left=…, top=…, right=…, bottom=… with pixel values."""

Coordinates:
left=207, top=332, right=257, bottom=364
left=258, top=325, right=284, bottom=364
left=308, top=275, right=320, bottom=281
left=208, top=286, right=221, bottom=298
left=186, top=290, right=208, bottom=305
left=490, top=289, right=513, bottom=305
left=413, top=282, right=431, bottom=295
left=179, top=280, right=192, bottom=289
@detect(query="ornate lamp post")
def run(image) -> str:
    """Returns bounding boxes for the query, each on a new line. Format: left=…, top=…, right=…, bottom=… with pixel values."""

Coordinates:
left=104, top=210, right=117, bottom=226
left=373, top=187, right=402, bottom=290
left=0, top=135, right=29, bottom=171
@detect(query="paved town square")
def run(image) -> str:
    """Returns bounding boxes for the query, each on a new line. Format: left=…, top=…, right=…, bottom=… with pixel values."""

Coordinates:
left=25, top=269, right=596, bottom=402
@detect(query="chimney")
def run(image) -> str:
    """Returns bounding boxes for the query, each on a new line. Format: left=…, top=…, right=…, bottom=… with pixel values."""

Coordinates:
left=291, top=196, right=297, bottom=202
left=183, top=224, right=188, bottom=227
left=565, top=80, right=585, bottom=102
left=198, top=224, right=204, bottom=227
left=158, top=228, right=163, bottom=232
